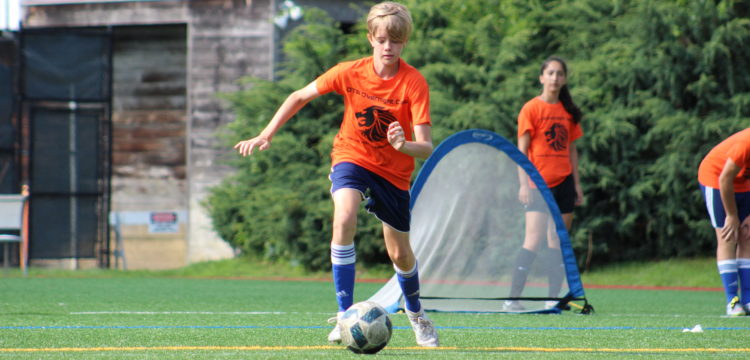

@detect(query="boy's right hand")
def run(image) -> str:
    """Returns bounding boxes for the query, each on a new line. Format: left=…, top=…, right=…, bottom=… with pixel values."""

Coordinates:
left=234, top=136, right=270, bottom=156
left=722, top=214, right=740, bottom=243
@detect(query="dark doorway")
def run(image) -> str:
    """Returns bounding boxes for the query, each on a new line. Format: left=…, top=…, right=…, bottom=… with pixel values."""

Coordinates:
left=20, top=28, right=112, bottom=267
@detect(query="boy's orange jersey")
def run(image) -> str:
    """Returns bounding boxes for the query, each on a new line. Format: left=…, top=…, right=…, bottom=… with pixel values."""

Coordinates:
left=316, top=56, right=431, bottom=190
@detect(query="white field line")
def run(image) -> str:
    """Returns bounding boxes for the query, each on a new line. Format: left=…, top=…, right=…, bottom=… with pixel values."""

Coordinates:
left=70, top=311, right=729, bottom=318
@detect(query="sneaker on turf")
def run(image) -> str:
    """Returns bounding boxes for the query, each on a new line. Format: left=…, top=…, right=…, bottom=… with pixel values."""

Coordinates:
left=544, top=300, right=572, bottom=311
left=503, top=300, right=525, bottom=311
left=327, top=312, right=344, bottom=343
left=726, top=296, right=746, bottom=316
left=406, top=309, right=439, bottom=347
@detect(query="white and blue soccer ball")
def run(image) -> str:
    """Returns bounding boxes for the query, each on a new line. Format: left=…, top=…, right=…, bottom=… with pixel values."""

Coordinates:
left=339, top=301, right=393, bottom=354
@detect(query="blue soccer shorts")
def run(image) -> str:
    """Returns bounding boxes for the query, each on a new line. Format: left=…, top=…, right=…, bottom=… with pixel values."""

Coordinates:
left=329, top=162, right=410, bottom=232
left=700, top=185, right=750, bottom=228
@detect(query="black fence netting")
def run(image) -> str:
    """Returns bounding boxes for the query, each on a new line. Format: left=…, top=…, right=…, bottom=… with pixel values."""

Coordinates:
left=23, top=30, right=110, bottom=102
left=0, top=61, right=18, bottom=193
left=21, top=28, right=112, bottom=264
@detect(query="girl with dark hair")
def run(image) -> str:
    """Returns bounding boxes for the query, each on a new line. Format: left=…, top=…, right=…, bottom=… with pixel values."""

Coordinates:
left=505, top=56, right=584, bottom=311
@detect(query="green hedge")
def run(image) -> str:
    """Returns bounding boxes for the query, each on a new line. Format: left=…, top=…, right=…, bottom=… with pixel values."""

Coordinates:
left=208, top=0, right=750, bottom=271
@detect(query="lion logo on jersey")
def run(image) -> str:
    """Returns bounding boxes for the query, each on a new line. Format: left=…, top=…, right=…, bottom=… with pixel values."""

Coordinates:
left=545, top=123, right=568, bottom=151
left=356, top=106, right=397, bottom=143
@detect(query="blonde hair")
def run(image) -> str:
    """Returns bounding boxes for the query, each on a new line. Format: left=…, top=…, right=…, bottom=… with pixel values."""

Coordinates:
left=367, top=2, right=413, bottom=43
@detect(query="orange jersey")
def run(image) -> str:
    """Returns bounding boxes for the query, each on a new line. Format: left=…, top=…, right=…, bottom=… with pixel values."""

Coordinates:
left=698, top=128, right=750, bottom=192
left=517, top=97, right=583, bottom=187
left=316, top=57, right=431, bottom=190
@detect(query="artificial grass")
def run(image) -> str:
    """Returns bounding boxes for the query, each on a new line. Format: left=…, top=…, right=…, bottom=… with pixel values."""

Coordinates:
left=0, top=271, right=748, bottom=359
left=3, top=256, right=723, bottom=289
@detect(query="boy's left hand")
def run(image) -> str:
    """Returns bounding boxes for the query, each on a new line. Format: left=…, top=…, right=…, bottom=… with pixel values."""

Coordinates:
left=387, top=122, right=406, bottom=151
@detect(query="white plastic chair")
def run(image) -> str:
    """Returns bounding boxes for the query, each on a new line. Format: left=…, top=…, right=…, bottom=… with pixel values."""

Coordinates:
left=0, top=194, right=28, bottom=275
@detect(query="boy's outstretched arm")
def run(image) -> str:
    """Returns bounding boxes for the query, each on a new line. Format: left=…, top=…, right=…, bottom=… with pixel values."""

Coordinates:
left=234, top=81, right=321, bottom=156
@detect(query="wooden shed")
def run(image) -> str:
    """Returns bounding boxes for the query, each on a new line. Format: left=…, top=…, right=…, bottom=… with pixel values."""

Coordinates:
left=9, top=0, right=365, bottom=269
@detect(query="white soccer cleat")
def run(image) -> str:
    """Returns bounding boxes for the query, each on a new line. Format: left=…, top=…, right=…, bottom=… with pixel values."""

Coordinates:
left=726, top=296, right=746, bottom=316
left=327, top=312, right=344, bottom=343
left=406, top=309, right=439, bottom=347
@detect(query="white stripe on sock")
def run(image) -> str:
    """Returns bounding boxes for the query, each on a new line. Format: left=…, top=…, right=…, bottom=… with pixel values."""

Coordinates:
left=331, top=243, right=356, bottom=265
left=394, top=262, right=418, bottom=277
left=718, top=259, right=738, bottom=274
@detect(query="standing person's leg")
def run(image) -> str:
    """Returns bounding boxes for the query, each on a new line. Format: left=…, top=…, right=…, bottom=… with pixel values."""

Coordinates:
left=332, top=162, right=437, bottom=347
left=331, top=188, right=362, bottom=312
left=382, top=225, right=438, bottom=347
left=716, top=227, right=742, bottom=315
left=327, top=162, right=369, bottom=343
left=327, top=188, right=362, bottom=343
left=737, top=217, right=750, bottom=312
left=507, top=211, right=546, bottom=306
left=543, top=175, right=576, bottom=302
left=365, top=165, right=437, bottom=347
left=382, top=225, right=418, bottom=312
left=543, top=212, right=573, bottom=299
left=702, top=185, right=744, bottom=315
left=734, top=193, right=750, bottom=312
left=543, top=215, right=567, bottom=300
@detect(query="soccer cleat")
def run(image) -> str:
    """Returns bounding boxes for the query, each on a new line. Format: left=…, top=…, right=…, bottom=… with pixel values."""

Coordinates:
left=503, top=300, right=525, bottom=311
left=726, top=296, right=746, bottom=316
left=406, top=309, right=439, bottom=347
left=544, top=300, right=571, bottom=311
left=327, top=312, right=344, bottom=343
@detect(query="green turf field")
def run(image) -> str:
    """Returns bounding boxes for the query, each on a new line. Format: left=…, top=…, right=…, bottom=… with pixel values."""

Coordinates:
left=1, top=263, right=748, bottom=359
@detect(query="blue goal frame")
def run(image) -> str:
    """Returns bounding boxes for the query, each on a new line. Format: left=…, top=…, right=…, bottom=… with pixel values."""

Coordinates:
left=410, top=129, right=587, bottom=303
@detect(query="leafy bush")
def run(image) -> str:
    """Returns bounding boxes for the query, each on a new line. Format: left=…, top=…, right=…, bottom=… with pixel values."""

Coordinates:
left=207, top=8, right=390, bottom=271
left=208, top=0, right=750, bottom=271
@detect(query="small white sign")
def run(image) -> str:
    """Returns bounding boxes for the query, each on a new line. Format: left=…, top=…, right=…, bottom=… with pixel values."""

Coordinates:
left=148, top=211, right=179, bottom=233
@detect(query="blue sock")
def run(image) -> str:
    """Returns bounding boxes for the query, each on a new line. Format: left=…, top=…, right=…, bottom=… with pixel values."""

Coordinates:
left=738, top=258, right=750, bottom=305
left=331, top=244, right=356, bottom=312
left=396, top=263, right=421, bottom=313
left=718, top=260, right=739, bottom=303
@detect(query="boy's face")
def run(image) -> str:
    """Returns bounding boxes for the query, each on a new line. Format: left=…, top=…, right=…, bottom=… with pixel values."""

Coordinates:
left=368, top=26, right=406, bottom=67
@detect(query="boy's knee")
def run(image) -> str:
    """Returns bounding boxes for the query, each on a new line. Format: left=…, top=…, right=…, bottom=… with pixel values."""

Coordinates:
left=333, top=211, right=357, bottom=230
left=390, top=250, right=415, bottom=271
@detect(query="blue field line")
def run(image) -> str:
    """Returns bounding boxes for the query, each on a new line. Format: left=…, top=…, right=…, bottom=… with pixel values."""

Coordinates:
left=2, top=325, right=750, bottom=331
left=0, top=325, right=329, bottom=330
left=441, top=326, right=750, bottom=331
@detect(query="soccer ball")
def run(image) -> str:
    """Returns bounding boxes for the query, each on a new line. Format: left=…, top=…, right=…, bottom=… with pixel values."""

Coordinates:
left=339, top=301, right=393, bottom=354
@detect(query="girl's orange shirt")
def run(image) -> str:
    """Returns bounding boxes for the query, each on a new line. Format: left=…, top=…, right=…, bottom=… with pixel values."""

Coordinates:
left=698, top=128, right=750, bottom=192
left=316, top=56, right=431, bottom=190
left=517, top=97, right=583, bottom=187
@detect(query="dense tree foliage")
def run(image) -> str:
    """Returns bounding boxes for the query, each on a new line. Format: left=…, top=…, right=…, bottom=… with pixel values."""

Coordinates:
left=208, top=0, right=750, bottom=271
